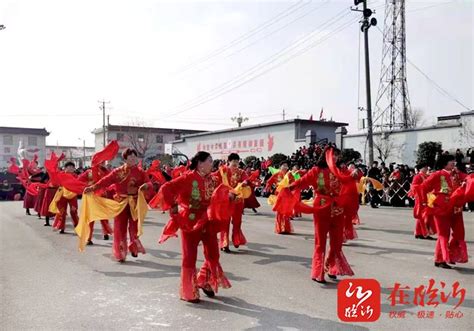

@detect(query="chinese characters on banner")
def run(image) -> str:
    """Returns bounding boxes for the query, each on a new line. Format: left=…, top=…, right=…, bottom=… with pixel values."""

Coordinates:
left=196, top=134, right=274, bottom=155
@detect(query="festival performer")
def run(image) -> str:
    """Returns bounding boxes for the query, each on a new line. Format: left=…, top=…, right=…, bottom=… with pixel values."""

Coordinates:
left=32, top=170, right=49, bottom=220
left=326, top=152, right=363, bottom=243
left=51, top=162, right=79, bottom=234
left=264, top=160, right=295, bottom=234
left=290, top=149, right=354, bottom=283
left=22, top=157, right=41, bottom=216
left=449, top=163, right=468, bottom=264
left=244, top=167, right=261, bottom=214
left=410, top=163, right=435, bottom=240
left=215, top=153, right=248, bottom=253
left=78, top=163, right=113, bottom=244
left=152, top=151, right=231, bottom=303
left=421, top=154, right=466, bottom=269
left=83, top=148, right=151, bottom=262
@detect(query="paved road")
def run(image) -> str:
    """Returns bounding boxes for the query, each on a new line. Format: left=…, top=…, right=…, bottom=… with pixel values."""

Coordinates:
left=1, top=199, right=473, bottom=330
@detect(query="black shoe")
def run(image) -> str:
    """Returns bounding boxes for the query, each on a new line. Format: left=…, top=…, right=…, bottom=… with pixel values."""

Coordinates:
left=221, top=247, right=231, bottom=253
left=371, top=205, right=379, bottom=209
left=434, top=262, right=452, bottom=269
left=312, top=278, right=327, bottom=284
left=415, top=235, right=423, bottom=239
left=43, top=222, right=50, bottom=227
left=201, top=287, right=215, bottom=298
left=37, top=214, right=42, bottom=219
left=328, top=274, right=337, bottom=280
left=26, top=209, right=31, bottom=215
left=59, top=229, right=65, bottom=234
left=448, top=261, right=456, bottom=265
left=103, top=234, right=109, bottom=240
left=252, top=208, right=258, bottom=213
left=131, top=252, right=138, bottom=258
left=87, top=240, right=94, bottom=246
left=424, top=236, right=436, bottom=240
left=181, top=298, right=200, bottom=304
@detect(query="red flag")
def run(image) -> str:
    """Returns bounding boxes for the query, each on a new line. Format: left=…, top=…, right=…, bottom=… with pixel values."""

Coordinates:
left=8, top=158, right=20, bottom=175
left=147, top=160, right=166, bottom=185
left=56, top=172, right=87, bottom=194
left=91, top=140, right=119, bottom=167
left=319, top=108, right=324, bottom=120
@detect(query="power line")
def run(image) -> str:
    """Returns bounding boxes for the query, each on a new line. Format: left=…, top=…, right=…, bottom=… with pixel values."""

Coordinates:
left=165, top=7, right=353, bottom=117
left=164, top=16, right=358, bottom=118
left=174, top=0, right=312, bottom=75
left=182, top=0, right=332, bottom=76
left=374, top=26, right=471, bottom=113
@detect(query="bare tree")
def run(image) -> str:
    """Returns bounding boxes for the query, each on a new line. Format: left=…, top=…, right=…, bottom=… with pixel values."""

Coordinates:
left=123, top=120, right=155, bottom=158
left=406, top=108, right=425, bottom=128
left=373, top=133, right=406, bottom=164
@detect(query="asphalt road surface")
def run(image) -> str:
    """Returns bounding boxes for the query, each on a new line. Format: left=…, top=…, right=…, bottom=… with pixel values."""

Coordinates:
left=1, top=199, right=473, bottom=330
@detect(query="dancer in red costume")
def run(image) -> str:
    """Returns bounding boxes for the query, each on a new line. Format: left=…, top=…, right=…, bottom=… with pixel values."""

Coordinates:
left=155, top=151, right=231, bottom=303
left=78, top=163, right=113, bottom=244
left=215, top=153, right=248, bottom=253
left=265, top=160, right=295, bottom=234
left=449, top=163, right=469, bottom=265
left=22, top=158, right=42, bottom=216
left=244, top=167, right=261, bottom=213
left=326, top=151, right=363, bottom=243
left=410, top=163, right=435, bottom=240
left=84, top=148, right=151, bottom=262
left=421, top=154, right=467, bottom=269
left=290, top=148, right=354, bottom=283
left=52, top=162, right=79, bottom=234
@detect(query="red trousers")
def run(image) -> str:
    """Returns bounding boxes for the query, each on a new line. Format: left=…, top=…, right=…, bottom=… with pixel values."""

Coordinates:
left=220, top=201, right=247, bottom=249
left=449, top=212, right=468, bottom=263
left=312, top=208, right=354, bottom=281
left=275, top=213, right=293, bottom=234
left=52, top=196, right=79, bottom=231
left=433, top=214, right=451, bottom=263
left=343, top=212, right=358, bottom=242
left=34, top=187, right=45, bottom=214
left=88, top=220, right=113, bottom=241
left=40, top=187, right=57, bottom=217
left=23, top=191, right=36, bottom=209
left=414, top=217, right=429, bottom=237
left=112, top=205, right=145, bottom=261
left=180, top=221, right=231, bottom=301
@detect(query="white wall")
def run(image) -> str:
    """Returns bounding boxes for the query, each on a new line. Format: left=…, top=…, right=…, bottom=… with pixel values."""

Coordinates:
left=173, top=123, right=298, bottom=160
left=343, top=122, right=471, bottom=166
left=0, top=134, right=47, bottom=168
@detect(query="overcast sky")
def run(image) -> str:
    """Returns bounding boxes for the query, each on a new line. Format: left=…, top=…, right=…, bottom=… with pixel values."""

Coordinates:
left=0, top=0, right=472, bottom=147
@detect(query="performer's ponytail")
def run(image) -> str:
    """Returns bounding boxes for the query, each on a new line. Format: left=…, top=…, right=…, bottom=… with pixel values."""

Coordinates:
left=190, top=151, right=211, bottom=170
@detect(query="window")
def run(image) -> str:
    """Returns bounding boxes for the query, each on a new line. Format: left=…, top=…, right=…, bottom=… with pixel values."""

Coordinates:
left=28, top=136, right=37, bottom=146
left=3, top=155, right=10, bottom=161
left=156, top=135, right=163, bottom=143
left=3, top=135, right=13, bottom=145
left=138, top=134, right=145, bottom=143
left=117, top=133, right=124, bottom=141
left=4, top=147, right=11, bottom=153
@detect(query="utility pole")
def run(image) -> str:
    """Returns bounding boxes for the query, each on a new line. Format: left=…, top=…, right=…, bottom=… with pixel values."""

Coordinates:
left=282, top=109, right=286, bottom=120
left=83, top=139, right=86, bottom=166
left=98, top=100, right=110, bottom=148
left=353, top=0, right=377, bottom=165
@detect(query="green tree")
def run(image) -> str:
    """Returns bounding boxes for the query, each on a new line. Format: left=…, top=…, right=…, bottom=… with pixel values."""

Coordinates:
left=416, top=142, right=442, bottom=168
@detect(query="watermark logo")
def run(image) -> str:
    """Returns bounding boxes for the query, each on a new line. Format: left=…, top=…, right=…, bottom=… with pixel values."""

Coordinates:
left=338, top=279, right=381, bottom=322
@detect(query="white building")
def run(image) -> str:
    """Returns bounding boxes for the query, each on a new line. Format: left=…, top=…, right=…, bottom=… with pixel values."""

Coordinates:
left=172, top=119, right=347, bottom=159
left=0, top=127, right=49, bottom=168
left=46, top=145, right=95, bottom=168
left=341, top=111, right=474, bottom=165
left=93, top=124, right=204, bottom=166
